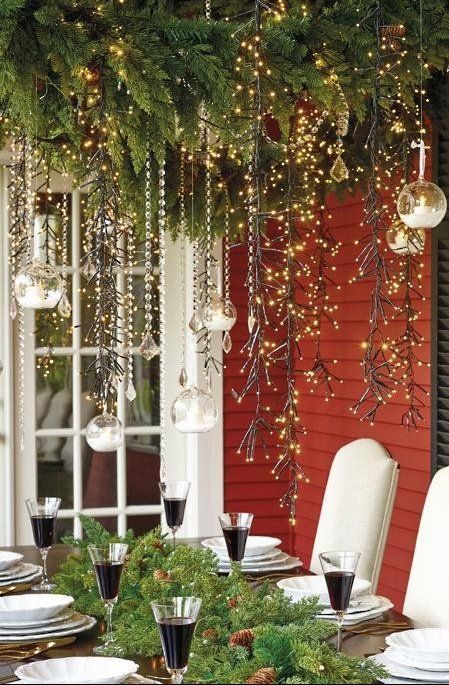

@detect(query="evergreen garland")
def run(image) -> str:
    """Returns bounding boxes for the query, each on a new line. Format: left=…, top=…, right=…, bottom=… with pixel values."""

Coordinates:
left=0, top=1, right=448, bottom=235
left=53, top=517, right=386, bottom=684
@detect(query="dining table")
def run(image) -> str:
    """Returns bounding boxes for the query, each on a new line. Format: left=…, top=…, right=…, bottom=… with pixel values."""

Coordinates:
left=0, top=542, right=412, bottom=683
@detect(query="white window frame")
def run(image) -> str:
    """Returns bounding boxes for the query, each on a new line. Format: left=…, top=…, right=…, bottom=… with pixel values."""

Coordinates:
left=0, top=169, right=223, bottom=545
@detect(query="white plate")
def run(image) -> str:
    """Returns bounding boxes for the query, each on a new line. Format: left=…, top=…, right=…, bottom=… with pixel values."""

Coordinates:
left=219, top=552, right=290, bottom=569
left=370, top=652, right=449, bottom=683
left=202, top=536, right=281, bottom=558
left=0, top=567, right=43, bottom=588
left=219, top=556, right=302, bottom=573
left=0, top=594, right=74, bottom=622
left=385, top=648, right=449, bottom=673
left=215, top=548, right=284, bottom=563
left=277, top=575, right=371, bottom=604
left=386, top=629, right=449, bottom=663
left=0, top=563, right=42, bottom=583
left=0, top=611, right=88, bottom=636
left=0, top=609, right=74, bottom=629
left=0, top=615, right=96, bottom=643
left=316, top=596, right=393, bottom=625
left=0, top=552, right=24, bottom=572
left=319, top=594, right=382, bottom=616
left=16, top=656, right=138, bottom=684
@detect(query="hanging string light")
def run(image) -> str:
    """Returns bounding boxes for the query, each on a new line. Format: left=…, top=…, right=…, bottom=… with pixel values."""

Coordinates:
left=178, top=148, right=188, bottom=389
left=158, top=156, right=167, bottom=479
left=58, top=192, right=72, bottom=319
left=140, top=141, right=160, bottom=361
left=125, top=221, right=136, bottom=402
left=396, top=0, right=447, bottom=229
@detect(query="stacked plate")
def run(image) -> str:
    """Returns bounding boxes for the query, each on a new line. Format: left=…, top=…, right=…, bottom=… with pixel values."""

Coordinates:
left=202, top=536, right=302, bottom=573
left=0, top=551, right=42, bottom=588
left=0, top=594, right=96, bottom=644
left=277, top=575, right=394, bottom=624
left=370, top=628, right=449, bottom=684
left=15, top=657, right=140, bottom=684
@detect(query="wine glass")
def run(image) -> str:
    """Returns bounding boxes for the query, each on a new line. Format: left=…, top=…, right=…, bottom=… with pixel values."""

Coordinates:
left=159, top=481, right=190, bottom=547
left=218, top=512, right=254, bottom=568
left=319, top=550, right=361, bottom=651
left=88, top=543, right=128, bottom=655
left=151, top=596, right=201, bottom=684
left=25, top=497, right=61, bottom=592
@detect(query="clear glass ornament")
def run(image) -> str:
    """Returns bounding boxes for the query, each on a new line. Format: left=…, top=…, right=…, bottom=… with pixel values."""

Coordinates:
left=178, top=367, right=188, bottom=388
left=80, top=257, right=96, bottom=281
left=86, top=413, right=123, bottom=452
left=14, top=260, right=63, bottom=310
left=171, top=385, right=218, bottom=434
left=330, top=154, right=349, bottom=183
left=386, top=221, right=425, bottom=254
left=126, top=379, right=137, bottom=402
left=397, top=177, right=447, bottom=229
left=248, top=309, right=256, bottom=333
left=189, top=311, right=202, bottom=334
left=139, top=332, right=159, bottom=360
left=58, top=292, right=72, bottom=318
left=203, top=293, right=237, bottom=332
left=222, top=330, right=232, bottom=354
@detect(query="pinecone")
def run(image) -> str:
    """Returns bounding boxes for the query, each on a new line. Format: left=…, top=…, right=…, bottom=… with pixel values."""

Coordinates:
left=380, top=24, right=406, bottom=52
left=153, top=569, right=171, bottom=582
left=246, top=667, right=277, bottom=684
left=229, top=628, right=254, bottom=650
left=202, top=628, right=218, bottom=642
left=227, top=595, right=242, bottom=608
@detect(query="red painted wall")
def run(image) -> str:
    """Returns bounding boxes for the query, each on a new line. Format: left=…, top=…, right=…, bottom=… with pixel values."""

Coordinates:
left=224, top=195, right=431, bottom=610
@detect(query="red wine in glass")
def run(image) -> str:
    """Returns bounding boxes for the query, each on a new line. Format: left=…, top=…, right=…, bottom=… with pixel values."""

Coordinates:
left=31, top=515, right=56, bottom=549
left=163, top=498, right=187, bottom=530
left=157, top=617, right=196, bottom=670
left=94, top=562, right=124, bottom=601
left=324, top=571, right=355, bottom=611
left=222, top=526, right=249, bottom=562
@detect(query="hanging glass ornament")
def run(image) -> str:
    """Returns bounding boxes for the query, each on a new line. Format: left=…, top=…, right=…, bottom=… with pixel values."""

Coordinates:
left=222, top=330, right=232, bottom=354
left=178, top=367, right=188, bottom=388
left=330, top=154, right=349, bottom=183
left=247, top=309, right=256, bottom=333
left=125, top=378, right=137, bottom=402
left=203, top=292, right=237, bottom=332
left=189, top=311, right=202, bottom=334
left=86, top=413, right=123, bottom=452
left=386, top=220, right=425, bottom=254
left=80, top=257, right=96, bottom=281
left=15, top=260, right=63, bottom=309
left=139, top=331, right=159, bottom=361
left=58, top=291, right=72, bottom=318
left=397, top=176, right=447, bottom=229
left=171, top=385, right=218, bottom=433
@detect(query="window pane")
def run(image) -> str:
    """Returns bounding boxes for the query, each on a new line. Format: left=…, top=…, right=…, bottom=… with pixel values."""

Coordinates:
left=126, top=435, right=160, bottom=506
left=83, top=449, right=117, bottom=508
left=37, top=438, right=73, bottom=509
left=92, top=517, right=117, bottom=535
left=126, top=356, right=160, bottom=426
left=55, top=518, right=74, bottom=543
left=127, top=515, right=160, bottom=537
left=35, top=278, right=73, bottom=349
left=36, top=358, right=72, bottom=431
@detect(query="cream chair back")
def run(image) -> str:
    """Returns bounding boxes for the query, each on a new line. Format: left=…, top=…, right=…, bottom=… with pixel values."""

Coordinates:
left=310, top=438, right=399, bottom=591
left=404, top=466, right=449, bottom=627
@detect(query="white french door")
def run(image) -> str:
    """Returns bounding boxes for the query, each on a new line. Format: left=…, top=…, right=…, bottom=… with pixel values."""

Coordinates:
left=0, top=168, right=224, bottom=545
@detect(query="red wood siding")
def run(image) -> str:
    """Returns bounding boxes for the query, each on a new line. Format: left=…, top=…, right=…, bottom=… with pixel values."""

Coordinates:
left=224, top=195, right=431, bottom=610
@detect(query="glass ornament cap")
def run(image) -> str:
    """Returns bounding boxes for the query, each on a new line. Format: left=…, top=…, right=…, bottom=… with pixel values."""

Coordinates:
left=397, top=177, right=447, bottom=229
left=386, top=221, right=425, bottom=255
left=203, top=294, right=237, bottom=332
left=14, top=260, right=63, bottom=310
left=171, top=386, right=218, bottom=434
left=86, top=413, right=123, bottom=452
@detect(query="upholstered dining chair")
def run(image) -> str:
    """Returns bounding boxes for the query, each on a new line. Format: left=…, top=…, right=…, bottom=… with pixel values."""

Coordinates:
left=310, top=438, right=399, bottom=592
left=403, top=466, right=449, bottom=627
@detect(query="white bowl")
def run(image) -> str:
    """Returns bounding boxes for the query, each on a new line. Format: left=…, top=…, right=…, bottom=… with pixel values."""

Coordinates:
left=277, top=575, right=371, bottom=604
left=386, top=629, right=449, bottom=663
left=0, top=551, right=23, bottom=571
left=0, top=594, right=74, bottom=622
left=202, top=536, right=281, bottom=558
left=16, top=657, right=139, bottom=684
